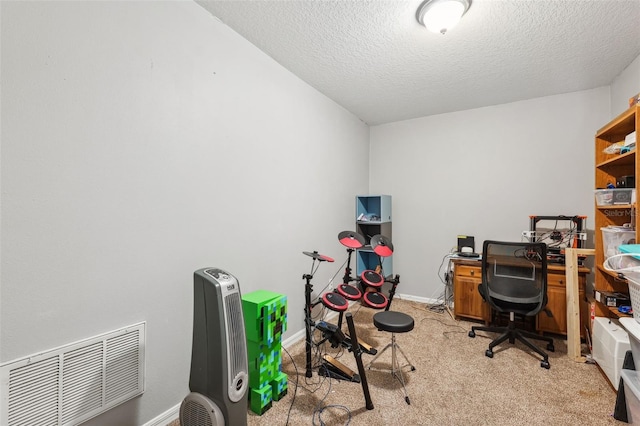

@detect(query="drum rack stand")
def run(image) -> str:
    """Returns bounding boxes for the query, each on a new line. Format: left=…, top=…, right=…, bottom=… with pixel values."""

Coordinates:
left=384, top=273, right=401, bottom=311
left=316, top=314, right=375, bottom=410
left=302, top=267, right=374, bottom=410
left=341, top=247, right=357, bottom=288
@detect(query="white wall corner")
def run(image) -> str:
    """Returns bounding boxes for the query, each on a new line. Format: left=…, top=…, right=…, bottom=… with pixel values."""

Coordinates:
left=611, top=53, right=640, bottom=117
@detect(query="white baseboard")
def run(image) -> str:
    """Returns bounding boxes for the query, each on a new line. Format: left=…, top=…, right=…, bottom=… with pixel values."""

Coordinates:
left=282, top=327, right=306, bottom=348
left=149, top=296, right=431, bottom=426
left=394, top=292, right=440, bottom=305
left=143, top=403, right=180, bottom=426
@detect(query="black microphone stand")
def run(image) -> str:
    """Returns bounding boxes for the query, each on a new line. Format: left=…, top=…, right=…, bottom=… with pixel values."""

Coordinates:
left=303, top=264, right=319, bottom=378
left=342, top=247, right=356, bottom=285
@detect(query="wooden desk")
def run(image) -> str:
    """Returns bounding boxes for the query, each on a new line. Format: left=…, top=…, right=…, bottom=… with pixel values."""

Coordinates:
left=452, top=258, right=589, bottom=337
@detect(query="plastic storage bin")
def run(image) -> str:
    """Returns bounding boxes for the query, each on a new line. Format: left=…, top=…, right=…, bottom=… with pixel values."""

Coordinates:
left=602, top=227, right=636, bottom=259
left=621, top=315, right=640, bottom=422
left=592, top=317, right=630, bottom=390
left=621, top=369, right=640, bottom=424
left=595, top=189, right=614, bottom=205
left=596, top=189, right=636, bottom=205
left=613, top=188, right=636, bottom=204
left=621, top=318, right=640, bottom=361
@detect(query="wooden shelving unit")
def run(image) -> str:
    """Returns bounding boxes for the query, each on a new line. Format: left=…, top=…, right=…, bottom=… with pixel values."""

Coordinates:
left=594, top=105, right=640, bottom=318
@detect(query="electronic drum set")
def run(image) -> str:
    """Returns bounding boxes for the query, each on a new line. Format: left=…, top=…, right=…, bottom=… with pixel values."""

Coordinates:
left=317, top=230, right=399, bottom=315
left=301, top=230, right=401, bottom=410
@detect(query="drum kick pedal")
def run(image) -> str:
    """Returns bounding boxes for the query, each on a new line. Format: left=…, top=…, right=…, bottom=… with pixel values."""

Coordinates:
left=319, top=354, right=361, bottom=383
left=317, top=320, right=377, bottom=355
left=345, top=335, right=377, bottom=356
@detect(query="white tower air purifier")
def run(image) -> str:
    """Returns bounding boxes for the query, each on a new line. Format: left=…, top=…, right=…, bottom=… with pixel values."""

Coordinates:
left=180, top=268, right=249, bottom=426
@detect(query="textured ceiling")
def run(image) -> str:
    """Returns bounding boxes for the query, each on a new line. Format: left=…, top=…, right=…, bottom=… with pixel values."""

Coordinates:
left=196, top=0, right=640, bottom=125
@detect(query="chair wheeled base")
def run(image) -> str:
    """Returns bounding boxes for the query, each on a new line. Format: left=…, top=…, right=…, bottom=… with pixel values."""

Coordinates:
left=468, top=312, right=554, bottom=369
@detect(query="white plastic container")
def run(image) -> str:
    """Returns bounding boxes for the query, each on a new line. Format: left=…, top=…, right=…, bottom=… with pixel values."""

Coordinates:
left=592, top=317, right=630, bottom=390
left=621, top=369, right=640, bottom=424
left=595, top=189, right=636, bottom=206
left=595, top=189, right=613, bottom=206
left=621, top=317, right=640, bottom=364
left=612, top=188, right=637, bottom=204
left=602, top=227, right=636, bottom=259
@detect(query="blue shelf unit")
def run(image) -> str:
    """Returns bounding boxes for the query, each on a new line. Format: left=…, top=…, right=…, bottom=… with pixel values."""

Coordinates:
left=355, top=195, right=392, bottom=278
left=356, top=195, right=392, bottom=223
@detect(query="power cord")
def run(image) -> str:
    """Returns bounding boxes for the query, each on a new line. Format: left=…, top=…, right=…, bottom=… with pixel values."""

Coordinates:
left=428, top=251, right=456, bottom=313
left=405, top=297, right=468, bottom=337
left=312, top=365, right=352, bottom=426
left=282, top=346, right=299, bottom=426
left=311, top=258, right=349, bottom=305
left=283, top=334, right=353, bottom=425
left=419, top=315, right=468, bottom=338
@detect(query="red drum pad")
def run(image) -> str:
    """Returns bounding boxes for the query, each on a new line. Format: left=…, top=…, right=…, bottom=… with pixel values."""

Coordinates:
left=321, top=292, right=348, bottom=312
left=337, top=284, right=362, bottom=301
left=361, top=270, right=383, bottom=288
left=362, top=292, right=388, bottom=310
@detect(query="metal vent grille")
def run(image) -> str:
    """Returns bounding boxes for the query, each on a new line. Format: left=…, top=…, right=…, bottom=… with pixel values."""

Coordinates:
left=61, top=342, right=103, bottom=423
left=7, top=356, right=59, bottom=426
left=181, top=400, right=213, bottom=426
left=1, top=323, right=145, bottom=426
left=225, top=292, right=247, bottom=378
left=105, top=332, right=141, bottom=404
left=180, top=392, right=224, bottom=426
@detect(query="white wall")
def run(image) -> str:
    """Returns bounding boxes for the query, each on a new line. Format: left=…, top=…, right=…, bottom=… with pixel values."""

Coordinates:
left=369, top=88, right=610, bottom=300
left=0, top=2, right=368, bottom=424
left=2, top=2, right=638, bottom=424
left=611, top=53, right=640, bottom=117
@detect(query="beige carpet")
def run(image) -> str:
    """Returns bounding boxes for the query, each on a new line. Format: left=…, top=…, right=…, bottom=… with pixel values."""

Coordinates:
left=170, top=298, right=623, bottom=425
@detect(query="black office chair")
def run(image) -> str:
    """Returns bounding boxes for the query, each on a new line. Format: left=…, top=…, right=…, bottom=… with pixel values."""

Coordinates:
left=468, top=240, right=554, bottom=369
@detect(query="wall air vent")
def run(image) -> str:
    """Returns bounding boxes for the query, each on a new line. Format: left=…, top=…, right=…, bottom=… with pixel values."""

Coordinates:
left=0, top=322, right=145, bottom=426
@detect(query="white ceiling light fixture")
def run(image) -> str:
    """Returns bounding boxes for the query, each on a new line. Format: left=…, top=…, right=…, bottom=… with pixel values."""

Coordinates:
left=416, top=0, right=471, bottom=35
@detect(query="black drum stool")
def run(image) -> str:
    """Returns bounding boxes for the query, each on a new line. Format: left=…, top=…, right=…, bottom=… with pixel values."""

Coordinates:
left=366, top=311, right=416, bottom=404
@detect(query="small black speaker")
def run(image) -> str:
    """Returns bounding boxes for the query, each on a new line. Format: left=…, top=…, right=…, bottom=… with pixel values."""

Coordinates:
left=617, top=175, right=635, bottom=188
left=180, top=268, right=248, bottom=426
left=457, top=235, right=475, bottom=253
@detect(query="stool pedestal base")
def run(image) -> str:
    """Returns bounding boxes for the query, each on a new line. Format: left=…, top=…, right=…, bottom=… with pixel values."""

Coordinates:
left=366, top=333, right=415, bottom=404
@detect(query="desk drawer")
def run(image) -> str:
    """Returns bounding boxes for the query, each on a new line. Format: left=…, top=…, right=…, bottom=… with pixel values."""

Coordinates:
left=547, top=271, right=567, bottom=287
left=453, top=263, right=488, bottom=322
left=455, top=265, right=480, bottom=278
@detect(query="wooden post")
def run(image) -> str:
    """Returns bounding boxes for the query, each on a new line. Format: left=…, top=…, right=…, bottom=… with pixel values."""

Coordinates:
left=565, top=248, right=595, bottom=362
